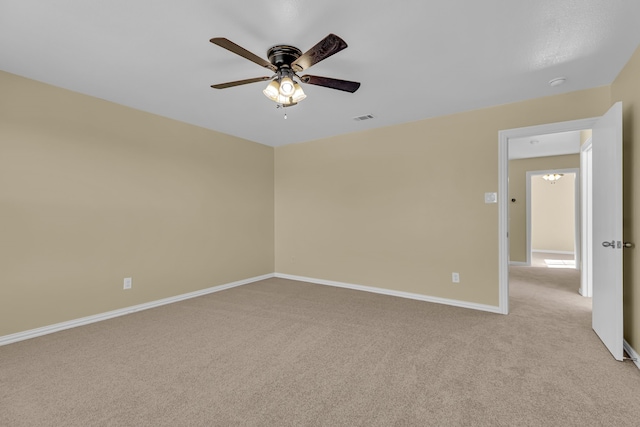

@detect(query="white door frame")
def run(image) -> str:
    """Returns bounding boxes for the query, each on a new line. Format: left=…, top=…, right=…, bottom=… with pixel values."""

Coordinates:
left=580, top=138, right=593, bottom=297
left=526, top=168, right=580, bottom=267
left=498, top=117, right=598, bottom=314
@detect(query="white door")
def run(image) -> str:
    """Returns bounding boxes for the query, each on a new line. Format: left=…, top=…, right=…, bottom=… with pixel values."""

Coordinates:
left=591, top=102, right=623, bottom=361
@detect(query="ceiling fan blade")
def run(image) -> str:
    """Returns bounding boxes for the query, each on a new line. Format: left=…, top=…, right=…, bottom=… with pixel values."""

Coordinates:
left=210, top=38, right=277, bottom=72
left=291, top=34, right=348, bottom=72
left=300, top=75, right=361, bottom=93
left=211, top=76, right=272, bottom=89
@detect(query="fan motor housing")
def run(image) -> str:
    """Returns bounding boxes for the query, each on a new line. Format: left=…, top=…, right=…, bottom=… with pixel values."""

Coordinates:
left=267, top=45, right=302, bottom=67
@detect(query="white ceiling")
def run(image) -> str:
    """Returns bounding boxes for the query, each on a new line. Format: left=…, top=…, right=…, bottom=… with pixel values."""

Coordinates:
left=1, top=1, right=639, bottom=147
left=509, top=130, right=581, bottom=160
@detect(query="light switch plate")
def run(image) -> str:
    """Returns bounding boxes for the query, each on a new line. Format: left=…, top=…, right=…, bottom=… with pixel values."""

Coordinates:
left=484, top=192, right=497, bottom=204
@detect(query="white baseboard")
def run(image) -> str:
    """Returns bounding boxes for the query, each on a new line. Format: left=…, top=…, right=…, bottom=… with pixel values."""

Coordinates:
left=624, top=340, right=640, bottom=370
left=0, top=273, right=274, bottom=347
left=274, top=273, right=502, bottom=314
left=531, top=249, right=575, bottom=255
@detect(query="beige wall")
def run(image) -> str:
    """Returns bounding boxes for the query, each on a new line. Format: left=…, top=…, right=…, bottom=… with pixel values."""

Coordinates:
left=275, top=87, right=610, bottom=307
left=531, top=173, right=576, bottom=253
left=580, top=129, right=593, bottom=145
left=4, top=45, right=639, bottom=349
left=0, top=71, right=275, bottom=336
left=508, top=155, right=580, bottom=262
left=611, top=45, right=640, bottom=351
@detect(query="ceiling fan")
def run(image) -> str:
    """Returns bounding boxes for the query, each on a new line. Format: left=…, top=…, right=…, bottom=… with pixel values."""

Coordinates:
left=210, top=34, right=360, bottom=106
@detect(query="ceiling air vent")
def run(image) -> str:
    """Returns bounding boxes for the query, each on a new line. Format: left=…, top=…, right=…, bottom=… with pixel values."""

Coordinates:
left=353, top=114, right=375, bottom=121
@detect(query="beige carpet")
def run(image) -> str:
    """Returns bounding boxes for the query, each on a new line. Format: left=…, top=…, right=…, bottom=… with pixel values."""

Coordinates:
left=530, top=251, right=576, bottom=269
left=1, top=268, right=639, bottom=426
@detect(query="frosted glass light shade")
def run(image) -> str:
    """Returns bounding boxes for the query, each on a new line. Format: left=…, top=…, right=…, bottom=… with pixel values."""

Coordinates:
left=279, top=77, right=295, bottom=96
left=263, top=78, right=304, bottom=106
left=263, top=80, right=280, bottom=101
left=291, top=83, right=306, bottom=103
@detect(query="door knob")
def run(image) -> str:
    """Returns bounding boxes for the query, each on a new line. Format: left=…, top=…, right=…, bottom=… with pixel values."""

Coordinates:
left=624, top=242, right=635, bottom=249
left=602, top=240, right=616, bottom=248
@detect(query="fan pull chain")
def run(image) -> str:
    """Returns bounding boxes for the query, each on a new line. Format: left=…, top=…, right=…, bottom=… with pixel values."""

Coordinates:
left=277, top=103, right=288, bottom=119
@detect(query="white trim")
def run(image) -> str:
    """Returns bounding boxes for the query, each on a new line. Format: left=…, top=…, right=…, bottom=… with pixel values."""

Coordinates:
left=526, top=171, right=532, bottom=266
left=499, top=117, right=598, bottom=315
left=509, top=261, right=528, bottom=266
left=580, top=138, right=593, bottom=297
left=498, top=129, right=510, bottom=314
left=531, top=249, right=576, bottom=255
left=624, top=340, right=640, bottom=370
left=0, top=273, right=275, bottom=347
left=275, top=273, right=502, bottom=314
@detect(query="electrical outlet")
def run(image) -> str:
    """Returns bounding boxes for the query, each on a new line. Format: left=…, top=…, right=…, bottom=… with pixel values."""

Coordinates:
left=452, top=272, right=460, bottom=283
left=123, top=277, right=132, bottom=290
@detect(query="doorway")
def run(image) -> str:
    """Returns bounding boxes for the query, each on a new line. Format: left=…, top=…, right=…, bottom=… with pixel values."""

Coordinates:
left=499, top=104, right=625, bottom=361
left=497, top=117, right=599, bottom=314
left=528, top=169, right=580, bottom=270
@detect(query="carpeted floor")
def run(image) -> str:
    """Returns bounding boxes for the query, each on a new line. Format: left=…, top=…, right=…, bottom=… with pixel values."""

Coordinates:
left=1, top=267, right=639, bottom=426
left=530, top=251, right=576, bottom=269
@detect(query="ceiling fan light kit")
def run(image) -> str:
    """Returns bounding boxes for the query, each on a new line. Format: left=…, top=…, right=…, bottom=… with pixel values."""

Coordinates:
left=543, top=173, right=564, bottom=183
left=261, top=66, right=307, bottom=106
left=210, top=34, right=360, bottom=108
left=278, top=76, right=295, bottom=96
